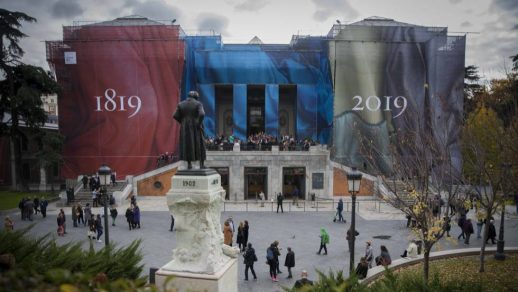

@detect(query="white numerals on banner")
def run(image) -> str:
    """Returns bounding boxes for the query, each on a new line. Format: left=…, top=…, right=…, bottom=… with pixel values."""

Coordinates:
left=95, top=89, right=142, bottom=118
left=352, top=95, right=407, bottom=118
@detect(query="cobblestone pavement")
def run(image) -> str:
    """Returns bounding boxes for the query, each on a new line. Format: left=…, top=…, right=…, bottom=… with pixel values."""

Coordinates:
left=2, top=198, right=518, bottom=292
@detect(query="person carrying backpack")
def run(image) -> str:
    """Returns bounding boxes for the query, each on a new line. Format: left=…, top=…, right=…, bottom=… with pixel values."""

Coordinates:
left=317, top=228, right=329, bottom=255
left=266, top=243, right=278, bottom=282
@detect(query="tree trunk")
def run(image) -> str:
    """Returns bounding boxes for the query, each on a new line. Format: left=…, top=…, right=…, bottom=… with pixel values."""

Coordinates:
left=479, top=214, right=491, bottom=272
left=423, top=247, right=430, bottom=284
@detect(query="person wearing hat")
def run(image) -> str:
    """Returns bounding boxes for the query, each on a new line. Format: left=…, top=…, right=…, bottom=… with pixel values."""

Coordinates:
left=364, top=241, right=373, bottom=268
left=173, top=90, right=206, bottom=170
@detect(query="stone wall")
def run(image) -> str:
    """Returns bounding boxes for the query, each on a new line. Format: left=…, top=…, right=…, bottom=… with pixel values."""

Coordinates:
left=137, top=167, right=177, bottom=196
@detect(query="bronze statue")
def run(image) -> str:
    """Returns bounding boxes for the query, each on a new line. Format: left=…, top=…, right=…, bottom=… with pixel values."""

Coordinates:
left=173, top=91, right=206, bottom=169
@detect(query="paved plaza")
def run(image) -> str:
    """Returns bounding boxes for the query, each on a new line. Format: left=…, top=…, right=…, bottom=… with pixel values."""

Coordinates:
left=2, top=197, right=518, bottom=292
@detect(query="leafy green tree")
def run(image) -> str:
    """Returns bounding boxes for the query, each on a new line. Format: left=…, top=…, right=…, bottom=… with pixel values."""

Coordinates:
left=464, top=65, right=484, bottom=116
left=0, top=9, right=59, bottom=189
left=35, top=130, right=64, bottom=191
left=0, top=64, right=59, bottom=189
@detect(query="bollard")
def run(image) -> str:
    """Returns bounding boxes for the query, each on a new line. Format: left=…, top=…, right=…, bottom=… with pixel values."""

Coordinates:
left=149, top=267, right=158, bottom=284
left=246, top=201, right=248, bottom=212
left=316, top=201, right=319, bottom=212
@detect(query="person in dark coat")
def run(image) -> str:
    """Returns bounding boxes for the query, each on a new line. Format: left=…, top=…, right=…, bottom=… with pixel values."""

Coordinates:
left=463, top=218, right=474, bottom=244
left=243, top=220, right=249, bottom=248
left=276, top=193, right=284, bottom=213
left=33, top=197, right=40, bottom=215
left=125, top=206, right=134, bottom=230
left=273, top=240, right=282, bottom=274
left=24, top=199, right=34, bottom=221
left=110, top=207, right=118, bottom=226
left=133, top=204, right=141, bottom=228
left=486, top=219, right=497, bottom=244
left=243, top=243, right=257, bottom=281
left=173, top=90, right=206, bottom=169
left=355, top=257, right=369, bottom=279
left=266, top=243, right=278, bottom=282
left=95, top=214, right=103, bottom=243
left=335, top=198, right=344, bottom=222
left=457, top=214, right=466, bottom=240
left=284, top=247, right=295, bottom=279
left=76, top=204, right=84, bottom=225
left=237, top=221, right=245, bottom=251
left=293, top=270, right=313, bottom=289
left=346, top=228, right=359, bottom=251
left=18, top=198, right=26, bottom=220
left=82, top=175, right=89, bottom=189
left=40, top=197, right=48, bottom=218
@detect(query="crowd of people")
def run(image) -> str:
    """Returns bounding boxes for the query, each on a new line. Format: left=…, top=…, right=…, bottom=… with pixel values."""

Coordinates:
left=205, top=133, right=317, bottom=151
left=17, top=197, right=49, bottom=221
left=156, top=152, right=176, bottom=168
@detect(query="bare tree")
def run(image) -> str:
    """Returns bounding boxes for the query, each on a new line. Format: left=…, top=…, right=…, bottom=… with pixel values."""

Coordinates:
left=355, top=109, right=462, bottom=284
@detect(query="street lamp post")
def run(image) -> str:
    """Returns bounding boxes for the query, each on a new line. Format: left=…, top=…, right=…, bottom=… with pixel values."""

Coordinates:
left=347, top=167, right=362, bottom=274
left=98, top=164, right=111, bottom=247
left=495, top=162, right=511, bottom=260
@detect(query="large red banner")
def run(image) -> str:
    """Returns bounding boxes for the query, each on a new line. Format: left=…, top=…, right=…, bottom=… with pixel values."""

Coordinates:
left=48, top=24, right=184, bottom=179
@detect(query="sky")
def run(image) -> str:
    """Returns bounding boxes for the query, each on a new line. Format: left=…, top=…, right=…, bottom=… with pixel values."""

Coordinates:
left=1, top=0, right=517, bottom=80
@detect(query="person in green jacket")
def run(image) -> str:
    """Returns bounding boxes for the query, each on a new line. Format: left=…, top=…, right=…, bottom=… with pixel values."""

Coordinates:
left=317, top=228, right=329, bottom=255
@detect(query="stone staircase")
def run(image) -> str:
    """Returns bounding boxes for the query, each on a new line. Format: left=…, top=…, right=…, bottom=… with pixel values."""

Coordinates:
left=69, top=182, right=127, bottom=206
left=383, top=178, right=440, bottom=206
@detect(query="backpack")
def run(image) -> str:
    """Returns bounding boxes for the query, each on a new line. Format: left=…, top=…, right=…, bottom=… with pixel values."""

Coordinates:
left=266, top=248, right=274, bottom=260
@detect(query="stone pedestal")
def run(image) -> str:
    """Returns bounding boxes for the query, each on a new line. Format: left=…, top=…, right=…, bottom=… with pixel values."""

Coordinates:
left=157, top=168, right=236, bottom=292
left=156, top=257, right=237, bottom=292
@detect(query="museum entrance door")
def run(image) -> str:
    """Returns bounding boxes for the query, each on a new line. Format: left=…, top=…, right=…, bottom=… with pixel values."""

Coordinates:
left=244, top=167, right=267, bottom=200
left=282, top=167, right=305, bottom=199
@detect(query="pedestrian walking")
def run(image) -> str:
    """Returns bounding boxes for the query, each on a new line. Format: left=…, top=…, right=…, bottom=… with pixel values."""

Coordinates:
left=84, top=203, right=92, bottom=227
left=25, top=199, right=34, bottom=221
left=57, top=210, right=66, bottom=236
left=476, top=218, right=484, bottom=239
left=40, top=197, right=48, bottom=218
left=110, top=206, right=118, bottom=226
left=284, top=247, right=295, bottom=279
left=457, top=214, right=466, bottom=240
left=514, top=192, right=518, bottom=214
left=276, top=192, right=284, bottom=213
left=486, top=219, right=497, bottom=244
left=243, top=243, right=257, bottom=281
left=443, top=216, right=451, bottom=237
left=334, top=198, right=345, bottom=222
left=317, top=228, right=329, bottom=255
left=95, top=214, right=103, bottom=243
left=463, top=218, right=474, bottom=245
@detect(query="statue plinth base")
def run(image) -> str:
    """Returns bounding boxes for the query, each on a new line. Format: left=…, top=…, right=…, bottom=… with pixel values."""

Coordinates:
left=155, top=258, right=237, bottom=292
left=158, top=168, right=236, bottom=292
